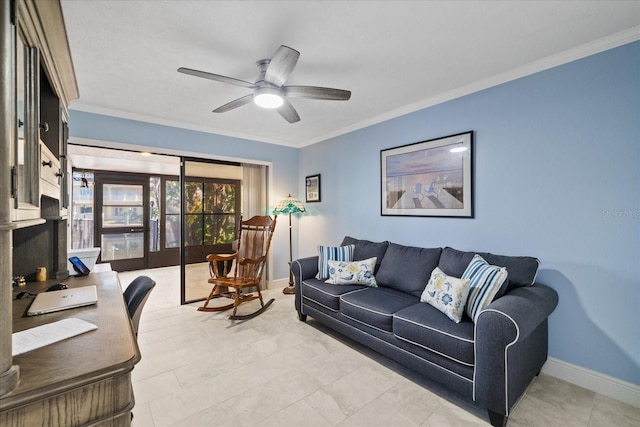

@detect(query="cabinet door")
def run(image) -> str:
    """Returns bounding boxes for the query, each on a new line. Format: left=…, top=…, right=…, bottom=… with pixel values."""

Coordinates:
left=13, top=33, right=40, bottom=219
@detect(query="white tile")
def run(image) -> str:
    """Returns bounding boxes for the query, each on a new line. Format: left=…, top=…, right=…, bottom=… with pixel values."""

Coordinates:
left=226, top=369, right=324, bottom=426
left=168, top=399, right=241, bottom=427
left=340, top=398, right=420, bottom=427
left=133, top=371, right=180, bottom=405
left=131, top=402, right=155, bottom=427
left=509, top=374, right=594, bottom=427
left=378, top=380, right=445, bottom=425
left=305, top=365, right=395, bottom=424
left=422, top=401, right=489, bottom=426
left=588, top=394, right=640, bottom=427
left=302, top=348, right=367, bottom=386
left=147, top=371, right=257, bottom=427
left=255, top=399, right=331, bottom=427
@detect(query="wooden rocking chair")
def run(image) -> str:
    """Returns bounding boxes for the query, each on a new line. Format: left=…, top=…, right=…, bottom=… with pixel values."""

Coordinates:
left=198, top=215, right=277, bottom=320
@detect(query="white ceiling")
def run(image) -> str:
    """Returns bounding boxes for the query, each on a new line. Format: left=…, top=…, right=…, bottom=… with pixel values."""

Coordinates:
left=60, top=1, right=640, bottom=148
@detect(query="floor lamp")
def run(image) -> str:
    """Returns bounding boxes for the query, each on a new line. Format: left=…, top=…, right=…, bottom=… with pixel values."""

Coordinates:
left=273, top=194, right=306, bottom=294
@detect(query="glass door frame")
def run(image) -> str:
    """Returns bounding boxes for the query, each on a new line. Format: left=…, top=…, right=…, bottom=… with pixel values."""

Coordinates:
left=180, top=157, right=242, bottom=305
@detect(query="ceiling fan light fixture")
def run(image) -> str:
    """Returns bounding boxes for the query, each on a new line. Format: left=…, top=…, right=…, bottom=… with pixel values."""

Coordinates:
left=254, top=87, right=284, bottom=109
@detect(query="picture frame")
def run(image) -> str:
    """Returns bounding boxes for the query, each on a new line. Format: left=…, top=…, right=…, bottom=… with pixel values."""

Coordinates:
left=305, top=174, right=321, bottom=203
left=381, top=131, right=474, bottom=217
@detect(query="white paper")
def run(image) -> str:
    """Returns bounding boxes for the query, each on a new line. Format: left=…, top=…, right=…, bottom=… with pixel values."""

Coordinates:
left=12, top=317, right=98, bottom=356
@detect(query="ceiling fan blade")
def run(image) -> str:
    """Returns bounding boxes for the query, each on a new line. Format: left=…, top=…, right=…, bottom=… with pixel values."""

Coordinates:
left=277, top=98, right=300, bottom=123
left=284, top=85, right=351, bottom=101
left=264, top=45, right=300, bottom=87
left=212, top=94, right=254, bottom=113
left=178, top=67, right=256, bottom=89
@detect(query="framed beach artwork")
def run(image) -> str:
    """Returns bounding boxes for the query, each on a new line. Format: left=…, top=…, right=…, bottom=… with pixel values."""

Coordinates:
left=380, top=131, right=474, bottom=218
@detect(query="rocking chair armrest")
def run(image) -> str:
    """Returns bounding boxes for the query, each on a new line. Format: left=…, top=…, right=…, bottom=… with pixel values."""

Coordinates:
left=206, top=253, right=238, bottom=262
left=207, top=253, right=238, bottom=278
left=238, top=255, right=267, bottom=266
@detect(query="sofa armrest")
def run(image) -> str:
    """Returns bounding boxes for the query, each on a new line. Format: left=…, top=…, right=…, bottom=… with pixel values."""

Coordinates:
left=292, top=256, right=319, bottom=313
left=474, top=284, right=558, bottom=416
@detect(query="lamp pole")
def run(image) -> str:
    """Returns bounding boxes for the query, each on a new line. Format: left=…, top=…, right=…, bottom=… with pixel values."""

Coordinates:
left=283, top=211, right=295, bottom=294
left=272, top=194, right=305, bottom=295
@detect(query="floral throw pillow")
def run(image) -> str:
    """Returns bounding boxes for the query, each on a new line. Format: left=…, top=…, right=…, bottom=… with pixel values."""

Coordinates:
left=325, top=257, right=378, bottom=287
left=420, top=267, right=471, bottom=323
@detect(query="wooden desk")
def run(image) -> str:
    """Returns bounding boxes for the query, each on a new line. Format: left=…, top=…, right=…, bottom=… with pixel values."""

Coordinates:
left=0, top=272, right=140, bottom=426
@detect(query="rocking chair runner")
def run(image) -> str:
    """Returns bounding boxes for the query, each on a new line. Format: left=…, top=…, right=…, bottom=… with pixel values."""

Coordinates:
left=198, top=215, right=277, bottom=320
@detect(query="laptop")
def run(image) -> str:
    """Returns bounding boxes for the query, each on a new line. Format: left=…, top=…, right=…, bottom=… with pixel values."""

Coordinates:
left=27, top=285, right=98, bottom=316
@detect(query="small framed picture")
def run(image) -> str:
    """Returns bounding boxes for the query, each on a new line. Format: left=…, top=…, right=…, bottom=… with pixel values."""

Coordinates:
left=305, top=174, right=321, bottom=203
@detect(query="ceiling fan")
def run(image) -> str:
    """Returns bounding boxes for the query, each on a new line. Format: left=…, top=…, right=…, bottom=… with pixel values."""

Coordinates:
left=178, top=45, right=351, bottom=123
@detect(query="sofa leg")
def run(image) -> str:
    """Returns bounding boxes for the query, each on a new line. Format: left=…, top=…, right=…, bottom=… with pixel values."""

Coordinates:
left=298, top=312, right=307, bottom=322
left=487, top=410, right=507, bottom=427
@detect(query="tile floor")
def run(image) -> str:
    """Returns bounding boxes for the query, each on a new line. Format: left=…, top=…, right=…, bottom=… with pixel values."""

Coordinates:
left=120, top=267, right=639, bottom=427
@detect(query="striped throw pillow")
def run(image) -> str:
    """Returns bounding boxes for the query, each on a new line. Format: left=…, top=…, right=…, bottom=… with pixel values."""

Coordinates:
left=316, top=244, right=355, bottom=280
left=462, top=254, right=508, bottom=322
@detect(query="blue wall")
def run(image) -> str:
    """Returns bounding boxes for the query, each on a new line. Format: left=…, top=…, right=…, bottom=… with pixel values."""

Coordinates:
left=298, top=42, right=640, bottom=385
left=68, top=112, right=300, bottom=280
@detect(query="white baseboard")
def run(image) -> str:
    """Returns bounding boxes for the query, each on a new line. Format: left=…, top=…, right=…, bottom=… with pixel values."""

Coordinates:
left=542, top=357, right=640, bottom=408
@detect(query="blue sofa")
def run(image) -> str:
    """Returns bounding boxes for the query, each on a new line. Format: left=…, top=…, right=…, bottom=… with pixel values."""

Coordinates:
left=292, top=237, right=558, bottom=427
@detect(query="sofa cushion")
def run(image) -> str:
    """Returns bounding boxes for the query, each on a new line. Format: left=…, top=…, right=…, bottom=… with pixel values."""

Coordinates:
left=375, top=243, right=442, bottom=297
left=316, top=244, right=355, bottom=280
left=340, top=287, right=419, bottom=332
left=325, top=257, right=378, bottom=287
left=462, top=254, right=508, bottom=322
left=439, top=247, right=539, bottom=293
left=301, top=278, right=364, bottom=311
left=393, top=303, right=475, bottom=367
left=341, top=236, right=389, bottom=274
left=420, top=267, right=471, bottom=323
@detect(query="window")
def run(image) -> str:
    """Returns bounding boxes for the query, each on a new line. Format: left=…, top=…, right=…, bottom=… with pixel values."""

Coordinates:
left=184, top=179, right=239, bottom=247
left=149, top=176, right=161, bottom=252
left=165, top=179, right=181, bottom=248
left=71, top=171, right=95, bottom=249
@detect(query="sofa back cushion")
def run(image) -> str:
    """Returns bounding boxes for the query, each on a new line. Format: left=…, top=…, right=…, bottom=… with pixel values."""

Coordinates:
left=341, top=236, right=389, bottom=274
left=375, top=243, right=442, bottom=297
left=439, top=247, right=539, bottom=293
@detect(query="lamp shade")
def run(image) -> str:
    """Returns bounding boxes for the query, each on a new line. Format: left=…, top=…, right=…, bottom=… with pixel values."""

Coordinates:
left=273, top=194, right=306, bottom=214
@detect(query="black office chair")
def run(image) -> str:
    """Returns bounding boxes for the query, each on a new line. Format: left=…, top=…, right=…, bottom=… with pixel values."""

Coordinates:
left=123, top=275, right=156, bottom=336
